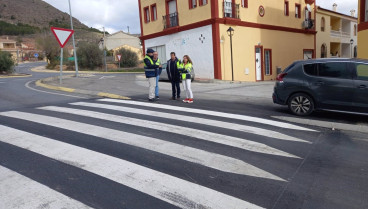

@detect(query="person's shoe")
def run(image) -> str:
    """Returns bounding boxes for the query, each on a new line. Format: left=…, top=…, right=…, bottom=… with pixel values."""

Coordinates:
left=148, top=98, right=155, bottom=102
left=170, top=97, right=176, bottom=100
left=183, top=98, right=189, bottom=103
left=187, top=98, right=193, bottom=103
left=176, top=97, right=181, bottom=101
left=156, top=96, right=160, bottom=100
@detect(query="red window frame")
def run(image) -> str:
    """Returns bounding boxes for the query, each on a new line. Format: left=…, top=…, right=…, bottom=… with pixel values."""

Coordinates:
left=295, top=4, right=301, bottom=19
left=150, top=4, right=157, bottom=21
left=284, top=1, right=289, bottom=16
left=241, top=0, right=248, bottom=8
left=199, top=0, right=207, bottom=6
left=264, top=49, right=272, bottom=76
left=189, top=0, right=197, bottom=9
left=143, top=6, right=150, bottom=23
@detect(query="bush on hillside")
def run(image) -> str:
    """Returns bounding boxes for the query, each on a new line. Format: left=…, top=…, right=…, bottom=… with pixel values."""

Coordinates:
left=77, top=42, right=103, bottom=70
left=117, top=48, right=138, bottom=68
left=0, top=51, right=15, bottom=72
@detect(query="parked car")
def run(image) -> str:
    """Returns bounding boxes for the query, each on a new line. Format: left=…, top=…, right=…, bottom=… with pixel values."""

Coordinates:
left=159, top=63, right=195, bottom=82
left=273, top=58, right=368, bottom=116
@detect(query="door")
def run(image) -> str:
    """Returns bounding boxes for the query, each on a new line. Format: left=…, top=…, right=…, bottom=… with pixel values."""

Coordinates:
left=352, top=62, right=368, bottom=113
left=167, top=0, right=177, bottom=27
left=255, top=47, right=263, bottom=81
left=150, top=45, right=166, bottom=64
left=168, top=0, right=176, bottom=13
left=307, top=62, right=354, bottom=110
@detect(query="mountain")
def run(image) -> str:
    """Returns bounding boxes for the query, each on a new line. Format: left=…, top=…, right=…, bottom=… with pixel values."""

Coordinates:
left=0, top=0, right=88, bottom=32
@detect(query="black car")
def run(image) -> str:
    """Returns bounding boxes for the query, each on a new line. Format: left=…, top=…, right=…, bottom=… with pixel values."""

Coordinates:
left=273, top=58, right=368, bottom=116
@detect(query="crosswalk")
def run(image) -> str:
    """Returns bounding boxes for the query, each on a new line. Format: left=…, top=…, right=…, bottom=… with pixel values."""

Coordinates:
left=0, top=99, right=318, bottom=209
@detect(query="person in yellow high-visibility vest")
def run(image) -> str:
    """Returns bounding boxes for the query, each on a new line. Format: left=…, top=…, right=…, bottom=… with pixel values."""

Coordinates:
left=178, top=55, right=194, bottom=103
left=144, top=48, right=160, bottom=102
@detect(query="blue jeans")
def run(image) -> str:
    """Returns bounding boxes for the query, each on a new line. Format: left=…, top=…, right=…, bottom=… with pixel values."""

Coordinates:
left=155, top=75, right=159, bottom=97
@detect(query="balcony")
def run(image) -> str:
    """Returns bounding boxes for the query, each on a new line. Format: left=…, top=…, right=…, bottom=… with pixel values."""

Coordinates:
left=223, top=2, right=240, bottom=19
left=163, top=12, right=179, bottom=29
left=330, top=29, right=350, bottom=38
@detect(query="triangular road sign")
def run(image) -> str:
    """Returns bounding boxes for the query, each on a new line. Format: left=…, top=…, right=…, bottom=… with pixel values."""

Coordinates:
left=117, top=54, right=122, bottom=61
left=51, top=27, right=74, bottom=48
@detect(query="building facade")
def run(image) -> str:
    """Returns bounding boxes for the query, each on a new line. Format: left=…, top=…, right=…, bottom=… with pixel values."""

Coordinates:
left=315, top=5, right=357, bottom=59
left=358, top=0, right=368, bottom=59
left=139, top=0, right=316, bottom=81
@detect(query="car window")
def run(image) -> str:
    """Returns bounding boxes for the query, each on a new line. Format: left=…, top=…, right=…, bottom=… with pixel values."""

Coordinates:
left=355, top=63, right=368, bottom=81
left=283, top=62, right=297, bottom=73
left=318, top=62, right=350, bottom=79
left=304, top=64, right=317, bottom=76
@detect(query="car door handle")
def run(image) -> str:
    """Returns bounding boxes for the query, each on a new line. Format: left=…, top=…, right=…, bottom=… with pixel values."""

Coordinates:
left=358, top=85, right=367, bottom=89
left=315, top=81, right=324, bottom=86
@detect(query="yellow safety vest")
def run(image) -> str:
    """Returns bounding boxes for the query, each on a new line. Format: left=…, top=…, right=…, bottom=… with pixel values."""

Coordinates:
left=178, top=62, right=192, bottom=80
left=144, top=55, right=154, bottom=67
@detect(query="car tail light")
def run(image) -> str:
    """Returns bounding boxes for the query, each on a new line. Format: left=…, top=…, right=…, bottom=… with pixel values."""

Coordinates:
left=276, top=73, right=287, bottom=82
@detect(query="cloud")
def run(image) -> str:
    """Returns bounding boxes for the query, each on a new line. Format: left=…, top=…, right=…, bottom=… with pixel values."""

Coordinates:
left=42, top=0, right=140, bottom=34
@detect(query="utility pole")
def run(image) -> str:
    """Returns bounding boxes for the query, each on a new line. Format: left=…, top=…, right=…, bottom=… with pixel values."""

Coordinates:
left=103, top=27, right=107, bottom=72
left=68, top=0, right=79, bottom=77
left=127, top=26, right=130, bottom=34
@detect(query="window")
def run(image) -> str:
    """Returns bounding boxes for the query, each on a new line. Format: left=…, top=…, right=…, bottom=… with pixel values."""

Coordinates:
left=151, top=4, right=157, bottom=21
left=295, top=4, right=301, bottom=18
left=321, top=17, right=325, bottom=31
left=264, top=49, right=272, bottom=75
left=321, top=44, right=327, bottom=58
left=355, top=63, right=368, bottom=80
left=366, top=0, right=368, bottom=22
left=318, top=62, right=350, bottom=79
left=304, top=64, right=318, bottom=76
left=284, top=1, right=289, bottom=16
left=189, top=0, right=197, bottom=9
left=199, top=0, right=207, bottom=6
left=143, top=7, right=150, bottom=23
left=242, top=0, right=248, bottom=8
left=305, top=7, right=311, bottom=20
left=354, top=24, right=357, bottom=36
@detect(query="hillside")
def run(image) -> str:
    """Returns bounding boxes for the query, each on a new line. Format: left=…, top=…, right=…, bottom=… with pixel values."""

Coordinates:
left=0, top=0, right=88, bottom=31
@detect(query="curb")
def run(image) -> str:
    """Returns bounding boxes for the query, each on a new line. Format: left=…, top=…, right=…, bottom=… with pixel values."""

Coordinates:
left=31, top=66, right=144, bottom=74
left=0, top=74, right=32, bottom=79
left=35, top=76, right=131, bottom=100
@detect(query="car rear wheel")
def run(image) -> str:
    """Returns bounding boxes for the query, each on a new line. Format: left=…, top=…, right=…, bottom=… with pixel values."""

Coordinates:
left=288, top=93, right=314, bottom=116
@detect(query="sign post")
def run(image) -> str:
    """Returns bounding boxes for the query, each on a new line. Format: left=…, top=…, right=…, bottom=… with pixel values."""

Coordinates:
left=117, top=54, right=122, bottom=69
left=51, top=27, right=74, bottom=84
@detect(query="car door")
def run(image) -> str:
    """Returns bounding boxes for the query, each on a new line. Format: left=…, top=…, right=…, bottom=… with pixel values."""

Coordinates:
left=352, top=62, right=368, bottom=113
left=308, top=62, right=354, bottom=111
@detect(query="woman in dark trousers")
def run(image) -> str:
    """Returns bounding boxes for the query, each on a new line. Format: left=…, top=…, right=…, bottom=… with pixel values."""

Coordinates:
left=167, top=52, right=181, bottom=100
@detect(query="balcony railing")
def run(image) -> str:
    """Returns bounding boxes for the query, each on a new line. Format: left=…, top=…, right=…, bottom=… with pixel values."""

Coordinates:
left=163, top=12, right=179, bottom=29
left=223, top=2, right=240, bottom=19
left=330, top=29, right=350, bottom=38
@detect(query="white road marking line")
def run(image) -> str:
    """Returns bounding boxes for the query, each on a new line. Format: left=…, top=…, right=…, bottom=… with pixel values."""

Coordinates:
left=25, top=81, right=88, bottom=99
left=72, top=102, right=310, bottom=143
left=0, top=165, right=92, bottom=209
left=98, top=98, right=317, bottom=132
left=0, top=125, right=265, bottom=209
left=40, top=106, right=300, bottom=159
left=0, top=111, right=284, bottom=180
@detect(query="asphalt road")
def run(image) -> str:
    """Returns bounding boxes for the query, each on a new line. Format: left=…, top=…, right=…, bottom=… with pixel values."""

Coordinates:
left=0, top=62, right=367, bottom=209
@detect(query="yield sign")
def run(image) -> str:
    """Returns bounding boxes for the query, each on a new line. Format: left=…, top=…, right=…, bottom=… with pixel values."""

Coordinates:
left=117, top=54, right=122, bottom=61
left=51, top=27, right=74, bottom=48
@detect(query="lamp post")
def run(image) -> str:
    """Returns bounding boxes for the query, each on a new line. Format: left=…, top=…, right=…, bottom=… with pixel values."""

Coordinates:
left=227, top=27, right=234, bottom=81
left=68, top=0, right=79, bottom=77
left=350, top=39, right=354, bottom=58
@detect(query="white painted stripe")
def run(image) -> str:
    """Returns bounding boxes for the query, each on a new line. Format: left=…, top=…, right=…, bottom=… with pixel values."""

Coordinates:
left=0, top=125, right=264, bottom=209
left=0, top=165, right=92, bottom=209
left=71, top=102, right=310, bottom=143
left=39, top=106, right=300, bottom=159
left=0, top=111, right=284, bottom=181
left=98, top=98, right=317, bottom=132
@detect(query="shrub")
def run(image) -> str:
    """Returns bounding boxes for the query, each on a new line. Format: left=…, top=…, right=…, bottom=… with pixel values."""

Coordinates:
left=0, top=51, right=14, bottom=72
left=77, top=42, right=103, bottom=70
left=117, top=48, right=138, bottom=68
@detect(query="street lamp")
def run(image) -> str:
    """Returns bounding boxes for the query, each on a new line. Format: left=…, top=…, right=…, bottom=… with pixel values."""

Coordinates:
left=68, top=0, right=79, bottom=77
left=227, top=27, right=235, bottom=81
left=350, top=39, right=354, bottom=58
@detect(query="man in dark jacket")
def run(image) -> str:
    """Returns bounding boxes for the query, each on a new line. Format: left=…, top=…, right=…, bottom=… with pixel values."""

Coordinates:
left=144, top=48, right=160, bottom=102
left=166, top=52, right=181, bottom=100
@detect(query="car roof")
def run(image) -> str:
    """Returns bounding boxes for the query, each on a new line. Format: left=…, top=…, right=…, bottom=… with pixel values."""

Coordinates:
left=295, top=58, right=368, bottom=64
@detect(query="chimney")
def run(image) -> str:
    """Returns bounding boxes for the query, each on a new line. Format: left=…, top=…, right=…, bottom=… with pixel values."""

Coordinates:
left=350, top=9, right=356, bottom=17
left=333, top=3, right=337, bottom=12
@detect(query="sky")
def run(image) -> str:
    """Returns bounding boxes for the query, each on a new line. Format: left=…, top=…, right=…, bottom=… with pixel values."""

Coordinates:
left=42, top=0, right=358, bottom=35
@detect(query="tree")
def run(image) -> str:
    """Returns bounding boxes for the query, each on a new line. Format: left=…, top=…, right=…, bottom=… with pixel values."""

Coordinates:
left=77, top=42, right=103, bottom=70
left=36, top=34, right=61, bottom=69
left=117, top=48, right=138, bottom=68
left=0, top=51, right=14, bottom=72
